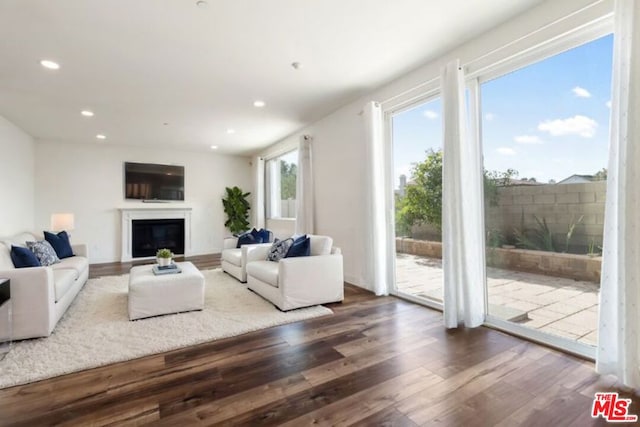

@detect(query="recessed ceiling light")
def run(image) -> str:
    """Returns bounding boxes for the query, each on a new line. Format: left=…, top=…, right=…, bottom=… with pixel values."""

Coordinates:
left=96, top=134, right=106, bottom=140
left=40, top=60, right=60, bottom=70
left=226, top=129, right=235, bottom=134
left=210, top=145, right=218, bottom=150
left=81, top=110, right=94, bottom=117
left=253, top=100, right=266, bottom=108
left=196, top=0, right=208, bottom=8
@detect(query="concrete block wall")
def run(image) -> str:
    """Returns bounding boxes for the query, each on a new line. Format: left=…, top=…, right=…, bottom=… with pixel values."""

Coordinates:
left=486, top=182, right=606, bottom=253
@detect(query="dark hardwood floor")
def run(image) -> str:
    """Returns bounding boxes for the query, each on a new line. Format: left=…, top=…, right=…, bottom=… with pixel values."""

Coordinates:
left=0, top=254, right=637, bottom=426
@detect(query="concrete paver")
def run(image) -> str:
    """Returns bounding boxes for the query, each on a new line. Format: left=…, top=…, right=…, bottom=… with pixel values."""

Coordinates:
left=395, top=253, right=599, bottom=346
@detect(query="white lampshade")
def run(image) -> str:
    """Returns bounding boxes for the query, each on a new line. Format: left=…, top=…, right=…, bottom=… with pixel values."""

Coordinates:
left=51, top=213, right=75, bottom=232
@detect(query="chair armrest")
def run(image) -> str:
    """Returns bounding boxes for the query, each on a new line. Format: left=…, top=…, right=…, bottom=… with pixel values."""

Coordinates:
left=241, top=243, right=272, bottom=265
left=72, top=243, right=88, bottom=258
left=246, top=245, right=272, bottom=263
left=0, top=266, right=56, bottom=339
left=278, top=254, right=344, bottom=307
left=223, top=237, right=238, bottom=250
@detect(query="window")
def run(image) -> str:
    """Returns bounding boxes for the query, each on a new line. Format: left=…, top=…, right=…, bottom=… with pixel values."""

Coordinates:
left=480, top=34, right=612, bottom=350
left=266, top=150, right=298, bottom=219
left=391, top=96, right=444, bottom=307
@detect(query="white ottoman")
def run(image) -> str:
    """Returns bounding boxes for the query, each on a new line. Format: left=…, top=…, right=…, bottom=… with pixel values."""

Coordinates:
left=128, top=261, right=205, bottom=320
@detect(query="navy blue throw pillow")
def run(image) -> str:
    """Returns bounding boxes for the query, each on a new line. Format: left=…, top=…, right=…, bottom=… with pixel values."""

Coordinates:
left=10, top=245, right=41, bottom=268
left=285, top=235, right=310, bottom=258
left=44, top=231, right=74, bottom=259
left=236, top=231, right=257, bottom=248
left=257, top=228, right=272, bottom=244
left=250, top=228, right=263, bottom=243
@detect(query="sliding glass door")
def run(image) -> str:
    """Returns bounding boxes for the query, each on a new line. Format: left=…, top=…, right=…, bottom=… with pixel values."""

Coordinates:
left=391, top=96, right=444, bottom=307
left=479, top=34, right=613, bottom=355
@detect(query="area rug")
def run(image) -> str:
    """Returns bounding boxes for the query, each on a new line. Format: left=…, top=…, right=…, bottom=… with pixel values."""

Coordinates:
left=0, top=268, right=332, bottom=389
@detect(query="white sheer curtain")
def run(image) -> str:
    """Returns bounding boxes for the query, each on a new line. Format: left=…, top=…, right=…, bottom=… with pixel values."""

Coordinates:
left=441, top=60, right=486, bottom=328
left=596, top=0, right=640, bottom=389
left=252, top=156, right=265, bottom=229
left=295, top=135, right=314, bottom=235
left=363, top=101, right=389, bottom=296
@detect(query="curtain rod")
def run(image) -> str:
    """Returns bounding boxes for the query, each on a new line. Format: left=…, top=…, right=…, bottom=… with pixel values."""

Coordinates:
left=362, top=0, right=608, bottom=112
left=465, top=0, right=607, bottom=70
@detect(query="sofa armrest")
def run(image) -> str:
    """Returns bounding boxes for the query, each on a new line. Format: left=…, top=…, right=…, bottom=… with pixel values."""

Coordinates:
left=246, top=245, right=272, bottom=263
left=72, top=243, right=88, bottom=258
left=278, top=254, right=344, bottom=307
left=0, top=266, right=56, bottom=339
left=223, top=237, right=238, bottom=250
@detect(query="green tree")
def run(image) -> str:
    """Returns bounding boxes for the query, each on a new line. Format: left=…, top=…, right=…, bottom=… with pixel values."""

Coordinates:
left=280, top=161, right=297, bottom=199
left=395, top=149, right=517, bottom=236
left=396, top=149, right=443, bottom=235
left=594, top=168, right=607, bottom=180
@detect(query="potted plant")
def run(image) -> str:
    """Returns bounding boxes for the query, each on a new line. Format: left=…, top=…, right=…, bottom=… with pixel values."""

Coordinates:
left=156, top=248, right=173, bottom=267
left=222, top=186, right=251, bottom=234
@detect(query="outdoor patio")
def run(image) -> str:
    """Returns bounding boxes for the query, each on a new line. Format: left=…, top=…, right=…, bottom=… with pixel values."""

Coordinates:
left=395, top=253, right=599, bottom=346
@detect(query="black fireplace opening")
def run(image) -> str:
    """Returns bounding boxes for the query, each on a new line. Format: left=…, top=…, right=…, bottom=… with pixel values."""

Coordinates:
left=132, top=218, right=185, bottom=258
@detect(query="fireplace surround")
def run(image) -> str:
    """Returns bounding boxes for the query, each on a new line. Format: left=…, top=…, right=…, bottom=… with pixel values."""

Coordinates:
left=120, top=208, right=192, bottom=262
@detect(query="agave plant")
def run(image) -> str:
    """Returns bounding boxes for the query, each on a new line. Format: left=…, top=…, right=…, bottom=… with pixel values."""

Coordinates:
left=222, top=186, right=251, bottom=234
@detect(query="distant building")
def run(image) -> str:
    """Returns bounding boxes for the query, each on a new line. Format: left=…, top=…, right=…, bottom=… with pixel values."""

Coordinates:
left=497, top=178, right=544, bottom=186
left=396, top=174, right=407, bottom=197
left=557, top=174, right=596, bottom=184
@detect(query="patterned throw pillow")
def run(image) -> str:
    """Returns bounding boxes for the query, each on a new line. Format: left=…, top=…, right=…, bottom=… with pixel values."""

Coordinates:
left=26, top=240, right=60, bottom=266
left=266, top=238, right=293, bottom=262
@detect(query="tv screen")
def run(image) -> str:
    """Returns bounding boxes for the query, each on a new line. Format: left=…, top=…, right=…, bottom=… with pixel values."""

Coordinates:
left=124, top=162, right=184, bottom=201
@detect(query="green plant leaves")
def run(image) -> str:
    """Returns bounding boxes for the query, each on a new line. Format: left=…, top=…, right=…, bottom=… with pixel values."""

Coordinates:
left=222, top=186, right=251, bottom=234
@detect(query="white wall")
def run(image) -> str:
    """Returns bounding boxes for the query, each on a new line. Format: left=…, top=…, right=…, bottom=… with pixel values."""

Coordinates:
left=0, top=115, right=35, bottom=236
left=259, top=0, right=612, bottom=291
left=34, top=141, right=251, bottom=263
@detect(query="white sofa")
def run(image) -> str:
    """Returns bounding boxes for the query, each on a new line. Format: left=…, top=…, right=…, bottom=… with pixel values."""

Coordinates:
left=221, top=237, right=271, bottom=282
left=245, top=235, right=344, bottom=311
left=0, top=232, right=89, bottom=340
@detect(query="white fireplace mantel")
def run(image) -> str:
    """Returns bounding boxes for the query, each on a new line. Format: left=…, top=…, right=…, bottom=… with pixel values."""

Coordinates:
left=120, top=207, right=193, bottom=262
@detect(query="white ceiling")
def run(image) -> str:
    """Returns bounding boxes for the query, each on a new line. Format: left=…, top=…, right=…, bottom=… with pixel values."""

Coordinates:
left=0, top=0, right=544, bottom=155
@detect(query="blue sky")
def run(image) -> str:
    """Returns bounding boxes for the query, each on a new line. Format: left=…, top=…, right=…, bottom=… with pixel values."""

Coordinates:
left=393, top=34, right=613, bottom=187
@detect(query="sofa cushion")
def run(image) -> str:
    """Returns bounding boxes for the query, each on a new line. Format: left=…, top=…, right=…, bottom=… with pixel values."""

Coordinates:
left=221, top=248, right=242, bottom=266
left=246, top=261, right=279, bottom=287
left=26, top=240, right=60, bottom=266
left=309, top=235, right=333, bottom=256
left=53, top=269, right=77, bottom=303
left=7, top=232, right=39, bottom=246
left=286, top=235, right=310, bottom=258
left=44, top=231, right=74, bottom=259
left=10, top=245, right=41, bottom=268
left=266, top=238, right=293, bottom=262
left=51, top=256, right=88, bottom=279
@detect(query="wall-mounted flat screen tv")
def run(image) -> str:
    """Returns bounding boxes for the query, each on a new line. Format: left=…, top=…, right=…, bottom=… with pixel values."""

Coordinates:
left=124, top=162, right=185, bottom=201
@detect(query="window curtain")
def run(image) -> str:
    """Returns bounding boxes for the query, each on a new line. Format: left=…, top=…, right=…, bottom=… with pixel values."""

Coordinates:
left=252, top=156, right=265, bottom=229
left=266, top=158, right=281, bottom=219
left=295, top=136, right=314, bottom=235
left=441, top=60, right=486, bottom=328
left=363, top=101, right=389, bottom=296
left=596, top=0, right=640, bottom=389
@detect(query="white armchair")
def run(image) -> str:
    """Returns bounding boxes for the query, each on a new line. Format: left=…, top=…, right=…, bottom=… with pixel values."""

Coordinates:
left=220, top=237, right=271, bottom=282
left=245, top=235, right=344, bottom=311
